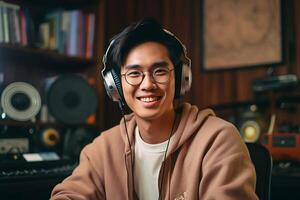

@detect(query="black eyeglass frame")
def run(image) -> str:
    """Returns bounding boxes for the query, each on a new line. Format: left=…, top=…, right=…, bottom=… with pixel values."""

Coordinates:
left=121, top=67, right=175, bottom=86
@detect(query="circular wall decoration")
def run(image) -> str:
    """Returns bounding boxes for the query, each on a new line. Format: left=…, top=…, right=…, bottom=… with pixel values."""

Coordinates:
left=1, top=82, right=41, bottom=121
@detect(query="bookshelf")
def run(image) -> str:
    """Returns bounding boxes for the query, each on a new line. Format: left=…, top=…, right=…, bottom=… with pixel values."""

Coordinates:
left=0, top=0, right=104, bottom=161
left=0, top=0, right=97, bottom=58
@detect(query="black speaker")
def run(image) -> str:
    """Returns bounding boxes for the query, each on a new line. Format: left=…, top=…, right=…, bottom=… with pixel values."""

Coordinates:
left=62, top=126, right=98, bottom=160
left=237, top=105, right=267, bottom=143
left=47, top=74, right=97, bottom=125
left=33, top=127, right=64, bottom=154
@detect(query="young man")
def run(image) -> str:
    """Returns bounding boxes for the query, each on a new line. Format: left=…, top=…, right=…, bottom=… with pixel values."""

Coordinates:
left=51, top=18, right=258, bottom=200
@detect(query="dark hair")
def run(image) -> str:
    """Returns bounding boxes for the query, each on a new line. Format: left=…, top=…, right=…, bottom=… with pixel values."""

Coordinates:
left=104, top=17, right=185, bottom=75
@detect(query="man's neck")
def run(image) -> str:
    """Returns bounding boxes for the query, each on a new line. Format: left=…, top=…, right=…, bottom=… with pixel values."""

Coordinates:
left=135, top=111, right=176, bottom=144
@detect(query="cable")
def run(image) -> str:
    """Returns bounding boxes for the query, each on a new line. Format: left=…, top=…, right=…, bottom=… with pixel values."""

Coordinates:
left=118, top=100, right=135, bottom=199
left=158, top=113, right=177, bottom=200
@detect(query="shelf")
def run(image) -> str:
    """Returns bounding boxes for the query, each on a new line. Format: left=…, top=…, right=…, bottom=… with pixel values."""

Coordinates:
left=277, top=95, right=300, bottom=104
left=211, top=94, right=300, bottom=111
left=0, top=44, right=96, bottom=71
left=210, top=98, right=269, bottom=111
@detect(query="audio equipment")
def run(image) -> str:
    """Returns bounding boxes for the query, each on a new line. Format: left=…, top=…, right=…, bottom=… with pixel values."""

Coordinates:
left=34, top=127, right=63, bottom=154
left=40, top=128, right=60, bottom=148
left=238, top=107, right=266, bottom=143
left=263, top=133, right=300, bottom=161
left=0, top=125, right=65, bottom=155
left=101, top=26, right=192, bottom=105
left=0, top=138, right=29, bottom=154
left=0, top=126, right=33, bottom=155
left=47, top=74, right=98, bottom=125
left=252, top=74, right=298, bottom=93
left=1, top=82, right=41, bottom=121
left=278, top=123, right=300, bottom=134
left=240, top=120, right=261, bottom=143
left=228, top=104, right=267, bottom=143
left=0, top=154, right=77, bottom=200
left=63, top=126, right=98, bottom=160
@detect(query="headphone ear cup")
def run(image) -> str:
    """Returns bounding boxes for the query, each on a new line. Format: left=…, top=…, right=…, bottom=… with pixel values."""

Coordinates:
left=110, top=69, right=124, bottom=101
left=174, top=62, right=192, bottom=99
left=174, top=63, right=182, bottom=99
left=181, top=63, right=192, bottom=96
left=102, top=68, right=124, bottom=102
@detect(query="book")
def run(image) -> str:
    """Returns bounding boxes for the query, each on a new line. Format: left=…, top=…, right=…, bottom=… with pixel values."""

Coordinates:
left=0, top=5, right=4, bottom=43
left=0, top=1, right=20, bottom=43
left=19, top=8, right=28, bottom=46
left=39, top=22, right=50, bottom=48
left=86, top=13, right=95, bottom=58
left=2, top=5, right=9, bottom=43
left=67, top=10, right=80, bottom=56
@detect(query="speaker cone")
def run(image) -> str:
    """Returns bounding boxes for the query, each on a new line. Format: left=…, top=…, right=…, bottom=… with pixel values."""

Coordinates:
left=1, top=82, right=41, bottom=121
left=240, top=120, right=261, bottom=143
left=63, top=126, right=97, bottom=160
left=47, top=74, right=97, bottom=125
left=41, top=128, right=61, bottom=147
left=238, top=105, right=266, bottom=143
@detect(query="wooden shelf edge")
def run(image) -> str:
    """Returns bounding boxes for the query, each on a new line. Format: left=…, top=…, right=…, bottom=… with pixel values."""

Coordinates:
left=0, top=44, right=96, bottom=70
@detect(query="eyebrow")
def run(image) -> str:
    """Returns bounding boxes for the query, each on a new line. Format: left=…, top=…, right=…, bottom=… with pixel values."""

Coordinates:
left=124, top=61, right=169, bottom=69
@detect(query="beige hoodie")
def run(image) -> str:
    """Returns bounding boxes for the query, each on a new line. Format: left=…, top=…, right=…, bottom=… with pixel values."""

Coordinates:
left=51, top=103, right=258, bottom=200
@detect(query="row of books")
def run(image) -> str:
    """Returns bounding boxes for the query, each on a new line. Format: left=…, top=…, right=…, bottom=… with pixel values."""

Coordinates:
left=0, top=1, right=96, bottom=58
left=40, top=10, right=96, bottom=58
left=0, top=1, right=24, bottom=45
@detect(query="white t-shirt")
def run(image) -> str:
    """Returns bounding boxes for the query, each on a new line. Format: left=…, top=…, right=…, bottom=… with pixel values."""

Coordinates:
left=134, top=126, right=174, bottom=200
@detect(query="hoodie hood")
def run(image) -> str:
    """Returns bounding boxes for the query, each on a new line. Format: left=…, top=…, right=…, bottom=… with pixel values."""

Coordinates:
left=119, top=102, right=215, bottom=155
left=167, top=103, right=215, bottom=156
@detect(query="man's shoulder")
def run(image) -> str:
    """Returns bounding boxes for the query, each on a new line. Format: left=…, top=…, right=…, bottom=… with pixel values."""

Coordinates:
left=205, top=115, right=235, bottom=129
left=195, top=114, right=240, bottom=140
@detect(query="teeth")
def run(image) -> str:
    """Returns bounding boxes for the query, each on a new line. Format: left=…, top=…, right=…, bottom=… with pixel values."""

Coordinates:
left=140, top=97, right=159, bottom=102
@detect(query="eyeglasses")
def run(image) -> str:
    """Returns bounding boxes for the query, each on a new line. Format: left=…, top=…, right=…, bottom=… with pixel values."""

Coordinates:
left=121, top=67, right=174, bottom=86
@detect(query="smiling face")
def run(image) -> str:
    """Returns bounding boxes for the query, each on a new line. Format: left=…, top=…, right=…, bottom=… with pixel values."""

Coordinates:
left=121, top=42, right=175, bottom=121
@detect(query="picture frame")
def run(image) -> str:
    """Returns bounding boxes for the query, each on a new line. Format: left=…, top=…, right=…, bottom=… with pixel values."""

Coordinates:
left=201, top=0, right=284, bottom=71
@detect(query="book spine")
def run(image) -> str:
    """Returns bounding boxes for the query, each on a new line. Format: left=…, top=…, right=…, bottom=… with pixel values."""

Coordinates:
left=0, top=5, right=3, bottom=43
left=68, top=10, right=80, bottom=56
left=19, top=9, right=28, bottom=46
left=86, top=13, right=95, bottom=58
left=2, top=5, right=9, bottom=43
left=13, top=6, right=21, bottom=44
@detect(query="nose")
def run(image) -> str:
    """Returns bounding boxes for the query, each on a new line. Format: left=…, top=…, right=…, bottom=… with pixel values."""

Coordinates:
left=140, top=72, right=156, bottom=90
